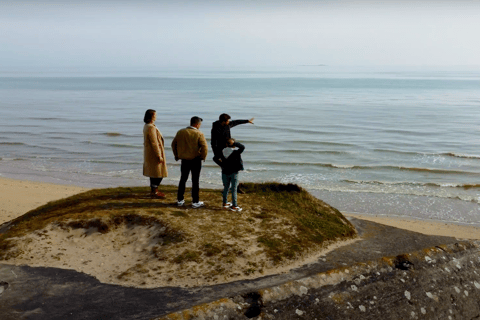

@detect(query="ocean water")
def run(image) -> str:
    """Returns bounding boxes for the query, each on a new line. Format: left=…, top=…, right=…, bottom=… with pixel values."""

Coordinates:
left=1, top=67, right=479, bottom=225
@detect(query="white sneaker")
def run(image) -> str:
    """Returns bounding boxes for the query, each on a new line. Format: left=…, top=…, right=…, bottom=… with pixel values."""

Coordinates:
left=223, top=202, right=232, bottom=209
left=230, top=206, right=242, bottom=212
left=177, top=200, right=185, bottom=206
left=192, top=201, right=205, bottom=208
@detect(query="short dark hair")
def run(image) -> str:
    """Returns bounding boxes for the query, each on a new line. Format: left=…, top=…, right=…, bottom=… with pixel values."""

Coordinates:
left=219, top=113, right=231, bottom=123
left=190, top=116, right=203, bottom=126
left=144, top=109, right=156, bottom=124
left=226, top=138, right=235, bottom=146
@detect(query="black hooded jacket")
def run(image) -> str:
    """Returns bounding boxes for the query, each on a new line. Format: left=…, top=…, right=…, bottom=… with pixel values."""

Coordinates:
left=211, top=119, right=249, bottom=155
left=221, top=142, right=245, bottom=175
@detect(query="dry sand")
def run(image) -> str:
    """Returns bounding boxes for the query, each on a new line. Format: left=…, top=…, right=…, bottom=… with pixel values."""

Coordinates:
left=0, top=177, right=90, bottom=225
left=1, top=177, right=479, bottom=289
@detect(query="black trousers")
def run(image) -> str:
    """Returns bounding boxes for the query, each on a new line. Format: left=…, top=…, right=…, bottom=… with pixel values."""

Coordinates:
left=212, top=149, right=223, bottom=167
left=150, top=177, right=163, bottom=188
left=177, top=158, right=202, bottom=203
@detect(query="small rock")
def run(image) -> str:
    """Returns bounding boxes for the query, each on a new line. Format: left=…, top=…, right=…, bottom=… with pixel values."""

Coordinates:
left=359, top=305, right=366, bottom=312
left=300, top=286, right=308, bottom=295
left=405, top=291, right=411, bottom=300
left=296, top=309, right=304, bottom=316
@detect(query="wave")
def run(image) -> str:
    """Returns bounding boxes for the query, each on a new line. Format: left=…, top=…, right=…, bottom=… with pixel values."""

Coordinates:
left=442, top=152, right=480, bottom=160
left=28, top=117, right=64, bottom=121
left=280, top=149, right=349, bottom=155
left=305, top=184, right=480, bottom=204
left=256, top=160, right=479, bottom=175
left=86, top=159, right=142, bottom=165
left=254, top=125, right=333, bottom=136
left=0, top=142, right=25, bottom=145
left=102, top=132, right=124, bottom=137
left=374, top=149, right=480, bottom=160
left=81, top=141, right=142, bottom=149
left=0, top=157, right=26, bottom=161
left=342, top=179, right=480, bottom=190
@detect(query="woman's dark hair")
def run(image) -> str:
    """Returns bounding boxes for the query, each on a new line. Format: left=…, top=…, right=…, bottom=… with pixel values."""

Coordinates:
left=144, top=109, right=156, bottom=124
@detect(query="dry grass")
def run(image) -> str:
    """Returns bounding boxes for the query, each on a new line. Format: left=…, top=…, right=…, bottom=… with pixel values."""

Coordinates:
left=0, top=182, right=357, bottom=287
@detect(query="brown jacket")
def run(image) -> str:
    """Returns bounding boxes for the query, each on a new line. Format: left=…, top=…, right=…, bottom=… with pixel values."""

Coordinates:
left=143, top=124, right=168, bottom=178
left=171, top=127, right=208, bottom=161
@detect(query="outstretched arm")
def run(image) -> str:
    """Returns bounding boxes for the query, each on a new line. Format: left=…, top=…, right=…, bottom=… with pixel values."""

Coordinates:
left=229, top=117, right=254, bottom=128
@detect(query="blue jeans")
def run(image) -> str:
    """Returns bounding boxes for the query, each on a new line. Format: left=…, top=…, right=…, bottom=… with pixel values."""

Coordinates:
left=222, top=172, right=239, bottom=207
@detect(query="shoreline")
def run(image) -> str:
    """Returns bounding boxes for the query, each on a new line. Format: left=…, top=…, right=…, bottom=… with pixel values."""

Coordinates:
left=1, top=176, right=479, bottom=240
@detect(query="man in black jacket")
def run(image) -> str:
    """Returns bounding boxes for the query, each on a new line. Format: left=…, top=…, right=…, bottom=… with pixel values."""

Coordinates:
left=211, top=113, right=254, bottom=166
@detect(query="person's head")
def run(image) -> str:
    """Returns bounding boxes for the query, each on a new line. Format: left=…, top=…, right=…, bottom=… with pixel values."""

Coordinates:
left=190, top=116, right=203, bottom=128
left=226, top=138, right=235, bottom=147
left=219, top=113, right=231, bottom=126
left=144, top=109, right=156, bottom=124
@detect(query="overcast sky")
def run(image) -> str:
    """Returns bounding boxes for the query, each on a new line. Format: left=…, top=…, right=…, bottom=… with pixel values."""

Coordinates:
left=1, top=0, right=479, bottom=71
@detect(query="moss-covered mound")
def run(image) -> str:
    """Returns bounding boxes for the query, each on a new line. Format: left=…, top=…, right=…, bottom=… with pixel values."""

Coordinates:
left=0, top=183, right=357, bottom=287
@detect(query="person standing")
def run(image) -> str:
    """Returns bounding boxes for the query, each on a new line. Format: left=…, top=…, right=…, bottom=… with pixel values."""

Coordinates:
left=171, top=116, right=208, bottom=208
left=211, top=113, right=254, bottom=166
left=221, top=138, right=245, bottom=212
left=143, top=109, right=168, bottom=198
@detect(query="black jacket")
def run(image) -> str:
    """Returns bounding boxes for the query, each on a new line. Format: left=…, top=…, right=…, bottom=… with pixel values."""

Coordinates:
left=221, top=142, right=245, bottom=175
left=211, top=119, right=249, bottom=154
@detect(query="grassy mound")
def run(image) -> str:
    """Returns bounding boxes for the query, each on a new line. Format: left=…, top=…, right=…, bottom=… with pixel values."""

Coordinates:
left=0, top=183, right=356, bottom=287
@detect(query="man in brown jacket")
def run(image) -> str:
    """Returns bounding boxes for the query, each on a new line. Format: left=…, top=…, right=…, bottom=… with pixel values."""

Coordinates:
left=171, top=116, right=208, bottom=208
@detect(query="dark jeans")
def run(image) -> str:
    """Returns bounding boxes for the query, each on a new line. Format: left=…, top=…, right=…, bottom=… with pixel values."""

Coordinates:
left=150, top=178, right=163, bottom=188
left=177, top=158, right=202, bottom=203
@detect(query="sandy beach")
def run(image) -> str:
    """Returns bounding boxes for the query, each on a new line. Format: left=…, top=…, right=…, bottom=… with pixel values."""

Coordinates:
left=0, top=177, right=90, bottom=225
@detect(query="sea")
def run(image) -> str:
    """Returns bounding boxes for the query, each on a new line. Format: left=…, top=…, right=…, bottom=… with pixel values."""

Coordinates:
left=1, top=66, right=479, bottom=225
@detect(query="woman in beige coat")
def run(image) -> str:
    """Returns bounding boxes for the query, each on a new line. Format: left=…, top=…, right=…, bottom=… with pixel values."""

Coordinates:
left=143, top=109, right=168, bottom=198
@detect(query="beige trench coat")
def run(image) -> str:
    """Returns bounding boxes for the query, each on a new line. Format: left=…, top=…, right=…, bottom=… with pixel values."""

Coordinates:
left=143, top=123, right=168, bottom=178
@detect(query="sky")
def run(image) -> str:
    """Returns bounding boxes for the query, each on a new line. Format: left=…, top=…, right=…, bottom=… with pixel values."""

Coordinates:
left=1, top=0, right=480, bottom=71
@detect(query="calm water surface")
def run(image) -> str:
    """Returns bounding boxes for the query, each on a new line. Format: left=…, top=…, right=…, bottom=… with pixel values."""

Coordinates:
left=1, top=68, right=479, bottom=224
